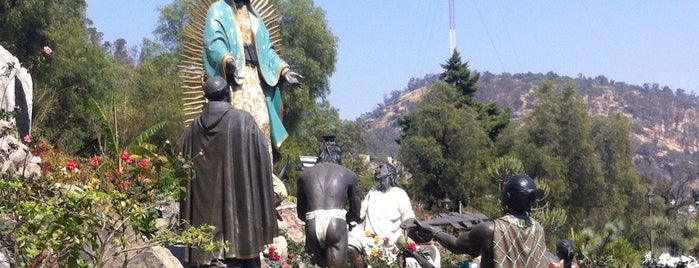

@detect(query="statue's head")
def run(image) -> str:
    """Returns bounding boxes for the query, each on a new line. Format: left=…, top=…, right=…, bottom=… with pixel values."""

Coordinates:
left=374, top=162, right=398, bottom=187
left=500, top=174, right=544, bottom=214
left=204, top=76, right=229, bottom=101
left=556, top=239, right=575, bottom=262
left=316, top=144, right=342, bottom=165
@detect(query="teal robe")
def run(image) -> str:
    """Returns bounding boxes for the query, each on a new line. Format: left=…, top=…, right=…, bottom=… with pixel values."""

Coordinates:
left=203, top=0, right=289, bottom=150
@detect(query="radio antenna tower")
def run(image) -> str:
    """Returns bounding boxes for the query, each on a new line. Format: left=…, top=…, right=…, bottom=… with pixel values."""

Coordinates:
left=449, top=0, right=456, bottom=55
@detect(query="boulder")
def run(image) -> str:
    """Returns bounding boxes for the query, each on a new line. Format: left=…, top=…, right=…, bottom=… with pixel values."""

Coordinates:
left=0, top=45, right=33, bottom=138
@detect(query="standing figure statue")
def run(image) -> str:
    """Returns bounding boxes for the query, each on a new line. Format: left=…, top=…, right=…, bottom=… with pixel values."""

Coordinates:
left=296, top=135, right=362, bottom=268
left=413, top=174, right=548, bottom=268
left=180, top=76, right=278, bottom=268
left=348, top=162, right=418, bottom=268
left=203, top=0, right=301, bottom=158
left=203, top=0, right=302, bottom=197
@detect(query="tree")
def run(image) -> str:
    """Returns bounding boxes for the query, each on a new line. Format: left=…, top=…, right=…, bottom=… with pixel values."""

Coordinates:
left=439, top=50, right=478, bottom=100
left=398, top=83, right=493, bottom=210
left=275, top=0, right=339, bottom=136
left=592, top=113, right=647, bottom=234
left=440, top=49, right=510, bottom=142
left=504, top=81, right=649, bottom=235
left=153, top=0, right=192, bottom=53
left=0, top=0, right=129, bottom=154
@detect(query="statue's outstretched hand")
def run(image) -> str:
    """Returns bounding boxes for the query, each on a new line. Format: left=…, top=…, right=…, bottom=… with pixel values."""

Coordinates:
left=225, top=58, right=240, bottom=85
left=283, top=69, right=303, bottom=85
left=410, top=220, right=440, bottom=242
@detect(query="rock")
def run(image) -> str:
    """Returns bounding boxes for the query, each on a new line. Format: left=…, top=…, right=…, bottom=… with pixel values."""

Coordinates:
left=100, top=225, right=183, bottom=268
left=119, top=246, right=183, bottom=268
left=276, top=202, right=305, bottom=244
left=0, top=45, right=33, bottom=138
left=0, top=249, right=10, bottom=268
left=0, top=121, right=40, bottom=177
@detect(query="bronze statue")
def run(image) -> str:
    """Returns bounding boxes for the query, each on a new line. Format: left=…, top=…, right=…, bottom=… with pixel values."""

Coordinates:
left=180, top=76, right=277, bottom=268
left=413, top=174, right=548, bottom=268
left=296, top=135, right=362, bottom=268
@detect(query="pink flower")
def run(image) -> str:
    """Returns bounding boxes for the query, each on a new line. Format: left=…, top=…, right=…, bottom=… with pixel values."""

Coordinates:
left=126, top=158, right=134, bottom=165
left=120, top=151, right=130, bottom=160
left=138, top=159, right=148, bottom=169
left=90, top=155, right=101, bottom=166
left=282, top=264, right=292, bottom=268
left=43, top=46, right=52, bottom=55
left=104, top=171, right=112, bottom=178
left=23, top=134, right=32, bottom=143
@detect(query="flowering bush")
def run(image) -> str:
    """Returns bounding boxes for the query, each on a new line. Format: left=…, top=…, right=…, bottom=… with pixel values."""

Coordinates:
left=643, top=252, right=699, bottom=268
left=0, top=133, right=224, bottom=267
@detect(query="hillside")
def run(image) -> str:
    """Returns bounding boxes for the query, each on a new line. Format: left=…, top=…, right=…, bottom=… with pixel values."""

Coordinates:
left=361, top=72, right=699, bottom=181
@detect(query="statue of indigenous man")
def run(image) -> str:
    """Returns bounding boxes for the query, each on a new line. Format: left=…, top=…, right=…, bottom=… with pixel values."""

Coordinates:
left=296, top=135, right=362, bottom=268
left=180, top=76, right=278, bottom=268
left=413, top=174, right=549, bottom=268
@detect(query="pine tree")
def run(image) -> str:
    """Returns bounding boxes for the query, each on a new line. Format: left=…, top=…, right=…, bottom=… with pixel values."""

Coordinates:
left=439, top=50, right=479, bottom=100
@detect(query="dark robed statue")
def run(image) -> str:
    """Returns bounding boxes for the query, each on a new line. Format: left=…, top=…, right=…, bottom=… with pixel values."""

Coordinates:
left=180, top=76, right=277, bottom=267
left=296, top=135, right=362, bottom=268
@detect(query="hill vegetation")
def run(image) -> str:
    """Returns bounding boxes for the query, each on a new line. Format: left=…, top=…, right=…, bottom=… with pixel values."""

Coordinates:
left=363, top=70, right=699, bottom=185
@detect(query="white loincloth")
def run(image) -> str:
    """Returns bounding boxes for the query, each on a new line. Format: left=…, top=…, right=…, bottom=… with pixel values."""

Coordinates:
left=305, top=209, right=346, bottom=249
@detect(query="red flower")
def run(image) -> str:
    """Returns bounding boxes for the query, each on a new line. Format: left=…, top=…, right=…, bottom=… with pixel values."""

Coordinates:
left=66, top=159, right=78, bottom=172
left=282, top=264, right=292, bottom=268
left=104, top=171, right=112, bottom=178
left=120, top=151, right=130, bottom=160
left=126, top=158, right=134, bottom=165
left=408, top=241, right=417, bottom=251
left=90, top=155, right=101, bottom=166
left=121, top=180, right=130, bottom=189
left=138, top=159, right=148, bottom=169
left=115, top=169, right=124, bottom=176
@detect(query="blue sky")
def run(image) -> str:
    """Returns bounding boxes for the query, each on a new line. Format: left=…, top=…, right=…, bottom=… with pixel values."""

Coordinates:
left=87, top=1, right=699, bottom=120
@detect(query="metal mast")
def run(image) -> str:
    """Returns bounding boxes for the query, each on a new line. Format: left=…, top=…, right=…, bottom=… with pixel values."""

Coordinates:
left=449, top=0, right=456, bottom=55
